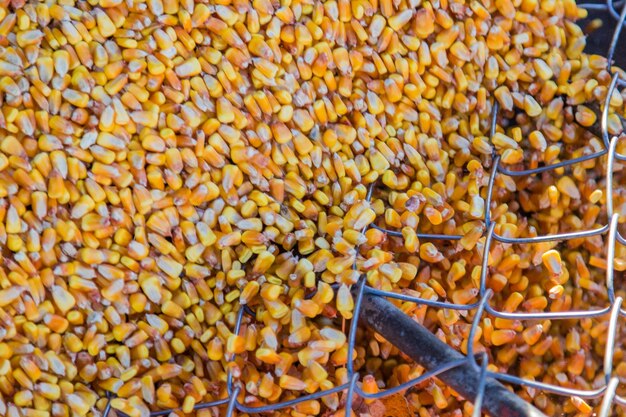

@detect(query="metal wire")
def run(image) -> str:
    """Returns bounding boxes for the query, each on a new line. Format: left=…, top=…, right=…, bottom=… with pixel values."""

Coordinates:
left=579, top=0, right=624, bottom=12
left=103, top=2, right=626, bottom=416
left=472, top=353, right=489, bottom=417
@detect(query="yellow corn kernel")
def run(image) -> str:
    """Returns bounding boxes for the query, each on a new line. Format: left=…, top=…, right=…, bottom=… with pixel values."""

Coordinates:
left=279, top=375, right=307, bottom=391
left=491, top=330, right=516, bottom=346
left=541, top=249, right=563, bottom=278
left=523, top=95, right=542, bottom=117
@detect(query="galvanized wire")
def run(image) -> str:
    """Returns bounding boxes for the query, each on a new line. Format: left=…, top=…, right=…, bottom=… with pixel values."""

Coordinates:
left=104, top=1, right=626, bottom=416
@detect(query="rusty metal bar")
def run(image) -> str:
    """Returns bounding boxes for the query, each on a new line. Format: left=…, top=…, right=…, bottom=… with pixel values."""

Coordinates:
left=359, top=292, right=548, bottom=417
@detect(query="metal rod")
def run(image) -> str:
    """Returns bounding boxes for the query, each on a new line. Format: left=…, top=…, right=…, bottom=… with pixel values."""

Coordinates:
left=359, top=293, right=548, bottom=417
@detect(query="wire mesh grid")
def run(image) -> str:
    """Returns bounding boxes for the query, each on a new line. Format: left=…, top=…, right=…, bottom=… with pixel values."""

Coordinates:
left=104, top=1, right=626, bottom=416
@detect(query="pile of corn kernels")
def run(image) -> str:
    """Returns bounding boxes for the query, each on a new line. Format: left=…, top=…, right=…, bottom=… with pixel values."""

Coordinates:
left=0, top=0, right=626, bottom=416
